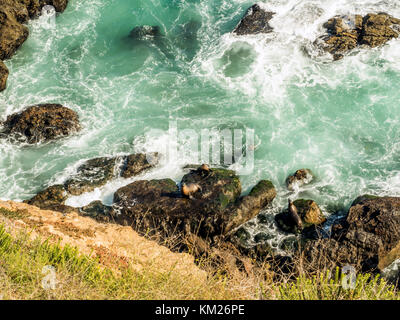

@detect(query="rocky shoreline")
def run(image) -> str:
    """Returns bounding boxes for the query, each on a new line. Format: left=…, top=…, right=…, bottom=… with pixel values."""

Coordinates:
left=23, top=156, right=400, bottom=285
left=1, top=2, right=400, bottom=285
left=0, top=0, right=68, bottom=91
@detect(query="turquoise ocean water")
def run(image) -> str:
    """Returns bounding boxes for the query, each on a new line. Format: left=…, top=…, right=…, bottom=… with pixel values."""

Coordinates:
left=1, top=0, right=400, bottom=245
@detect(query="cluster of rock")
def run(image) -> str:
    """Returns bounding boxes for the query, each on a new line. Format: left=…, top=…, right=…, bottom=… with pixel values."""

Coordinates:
left=0, top=1, right=79, bottom=146
left=232, top=4, right=400, bottom=61
left=0, top=0, right=69, bottom=91
left=317, top=13, right=400, bottom=60
left=25, top=152, right=159, bottom=215
left=113, top=166, right=276, bottom=245
left=304, top=196, right=400, bottom=277
left=27, top=160, right=279, bottom=265
left=129, top=25, right=161, bottom=39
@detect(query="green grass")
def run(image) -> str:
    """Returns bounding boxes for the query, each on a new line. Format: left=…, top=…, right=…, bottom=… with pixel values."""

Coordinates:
left=273, top=269, right=399, bottom=300
left=0, top=223, right=239, bottom=299
left=0, top=221, right=399, bottom=300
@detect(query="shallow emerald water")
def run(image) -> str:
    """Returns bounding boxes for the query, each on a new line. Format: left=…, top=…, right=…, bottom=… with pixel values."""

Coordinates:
left=1, top=0, right=400, bottom=232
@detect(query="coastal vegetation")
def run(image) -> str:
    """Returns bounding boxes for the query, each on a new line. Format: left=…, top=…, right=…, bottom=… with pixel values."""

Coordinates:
left=0, top=206, right=399, bottom=300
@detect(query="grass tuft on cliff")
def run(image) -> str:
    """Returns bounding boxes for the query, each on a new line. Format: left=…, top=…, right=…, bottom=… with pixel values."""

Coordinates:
left=0, top=223, right=239, bottom=300
left=0, top=221, right=399, bottom=300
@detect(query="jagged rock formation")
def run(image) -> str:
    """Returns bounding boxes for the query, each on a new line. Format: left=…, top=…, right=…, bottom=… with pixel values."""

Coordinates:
left=25, top=153, right=159, bottom=212
left=234, top=4, right=275, bottom=36
left=317, top=13, right=400, bottom=60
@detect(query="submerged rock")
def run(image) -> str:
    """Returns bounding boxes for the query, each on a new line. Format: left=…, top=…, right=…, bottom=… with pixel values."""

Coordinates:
left=304, top=196, right=400, bottom=274
left=0, top=104, right=81, bottom=144
left=129, top=25, right=161, bottom=39
left=113, top=165, right=276, bottom=243
left=234, top=4, right=275, bottom=36
left=0, top=60, right=8, bottom=91
left=286, top=169, right=313, bottom=191
left=275, top=199, right=326, bottom=234
left=317, top=13, right=400, bottom=60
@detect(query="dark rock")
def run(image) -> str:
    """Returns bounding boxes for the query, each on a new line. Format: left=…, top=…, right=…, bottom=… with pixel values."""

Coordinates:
left=113, top=168, right=241, bottom=240
left=23, top=184, right=78, bottom=213
left=1, top=104, right=81, bottom=144
left=224, top=179, right=276, bottom=234
left=0, top=60, right=8, bottom=91
left=351, top=194, right=380, bottom=207
left=233, top=227, right=251, bottom=247
left=23, top=184, right=77, bottom=214
left=25, top=184, right=67, bottom=206
left=65, top=157, right=119, bottom=196
left=254, top=232, right=274, bottom=243
left=113, top=165, right=276, bottom=243
left=318, top=13, right=400, bottom=60
left=79, top=200, right=114, bottom=222
left=65, top=153, right=159, bottom=196
left=286, top=169, right=313, bottom=191
left=275, top=199, right=326, bottom=234
left=0, top=3, right=29, bottom=60
left=121, top=153, right=159, bottom=179
left=234, top=4, right=275, bottom=36
left=304, top=196, right=400, bottom=274
left=129, top=25, right=161, bottom=39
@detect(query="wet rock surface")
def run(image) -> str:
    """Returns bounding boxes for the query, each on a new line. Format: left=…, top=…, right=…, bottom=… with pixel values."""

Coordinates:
left=234, top=4, right=275, bottom=36
left=0, top=60, right=8, bottom=91
left=0, top=0, right=69, bottom=91
left=26, top=153, right=159, bottom=212
left=0, top=104, right=80, bottom=144
left=120, top=153, right=158, bottom=179
left=129, top=25, right=161, bottom=39
left=65, top=157, right=120, bottom=196
left=224, top=180, right=276, bottom=234
left=64, top=153, right=159, bottom=196
left=276, top=199, right=326, bottom=235
left=304, top=196, right=400, bottom=274
left=318, top=13, right=400, bottom=60
left=286, top=169, right=313, bottom=191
